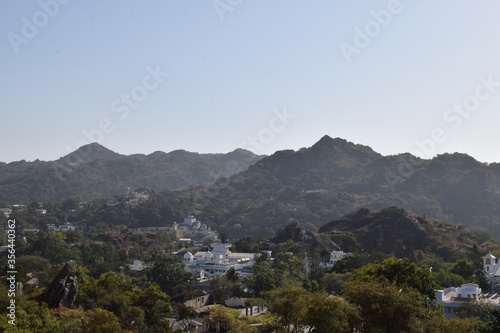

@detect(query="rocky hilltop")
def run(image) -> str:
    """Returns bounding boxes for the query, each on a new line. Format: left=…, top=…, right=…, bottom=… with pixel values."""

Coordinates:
left=271, top=207, right=478, bottom=258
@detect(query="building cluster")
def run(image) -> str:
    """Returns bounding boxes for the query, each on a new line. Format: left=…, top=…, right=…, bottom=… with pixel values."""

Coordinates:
left=173, top=216, right=218, bottom=244
left=183, top=243, right=256, bottom=282
left=435, top=253, right=500, bottom=317
left=106, top=188, right=150, bottom=208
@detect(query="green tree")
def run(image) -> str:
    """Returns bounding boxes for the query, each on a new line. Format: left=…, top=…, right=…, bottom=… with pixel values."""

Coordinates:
left=340, top=233, right=360, bottom=253
left=319, top=248, right=331, bottom=267
left=321, top=272, right=352, bottom=295
left=177, top=304, right=198, bottom=332
left=206, top=305, right=253, bottom=333
left=226, top=266, right=240, bottom=283
left=211, top=277, right=231, bottom=304
left=0, top=298, right=61, bottom=332
left=81, top=308, right=122, bottom=333
left=424, top=316, right=482, bottom=333
left=130, top=283, right=171, bottom=317
left=264, top=284, right=308, bottom=333
left=352, top=257, right=438, bottom=299
left=246, top=261, right=277, bottom=296
left=145, top=251, right=192, bottom=302
left=450, top=259, right=476, bottom=280
left=344, top=279, right=429, bottom=333
left=434, top=270, right=466, bottom=288
left=79, top=277, right=106, bottom=309
left=305, top=292, right=359, bottom=333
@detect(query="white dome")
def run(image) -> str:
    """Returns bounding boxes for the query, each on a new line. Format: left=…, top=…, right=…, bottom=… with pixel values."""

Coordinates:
left=184, top=252, right=194, bottom=259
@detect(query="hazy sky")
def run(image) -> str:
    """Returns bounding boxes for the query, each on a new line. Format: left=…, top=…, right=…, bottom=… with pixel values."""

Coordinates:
left=1, top=1, right=500, bottom=163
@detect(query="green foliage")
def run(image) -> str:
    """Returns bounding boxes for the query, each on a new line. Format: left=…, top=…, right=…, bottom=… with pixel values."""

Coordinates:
left=352, top=257, right=438, bottom=300
left=305, top=291, right=359, bottom=333
left=77, top=272, right=171, bottom=331
left=264, top=284, right=359, bottom=333
left=434, top=270, right=466, bottom=288
left=264, top=284, right=308, bottom=332
left=19, top=231, right=81, bottom=265
left=321, top=272, right=352, bottom=295
left=145, top=251, right=193, bottom=302
left=423, top=316, right=482, bottom=333
left=450, top=258, right=476, bottom=280
left=246, top=261, right=277, bottom=296
left=176, top=304, right=198, bottom=332
left=339, top=233, right=360, bottom=253
left=344, top=279, right=429, bottom=333
left=81, top=308, right=122, bottom=333
left=0, top=298, right=62, bottom=332
left=206, top=305, right=255, bottom=333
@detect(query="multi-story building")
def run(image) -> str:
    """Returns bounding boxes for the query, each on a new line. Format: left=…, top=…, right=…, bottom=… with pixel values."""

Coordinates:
left=183, top=243, right=257, bottom=282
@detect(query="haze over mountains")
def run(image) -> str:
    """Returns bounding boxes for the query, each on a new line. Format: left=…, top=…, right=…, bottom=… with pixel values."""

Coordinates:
left=3, top=135, right=500, bottom=238
left=161, top=136, right=500, bottom=238
left=0, top=143, right=263, bottom=203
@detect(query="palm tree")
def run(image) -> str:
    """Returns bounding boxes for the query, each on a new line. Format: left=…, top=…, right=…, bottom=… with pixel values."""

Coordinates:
left=80, top=278, right=106, bottom=309
left=226, top=267, right=240, bottom=283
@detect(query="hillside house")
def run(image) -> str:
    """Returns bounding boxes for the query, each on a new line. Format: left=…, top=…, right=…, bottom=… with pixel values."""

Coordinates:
left=483, top=253, right=500, bottom=292
left=48, top=222, right=76, bottom=232
left=436, top=283, right=500, bottom=318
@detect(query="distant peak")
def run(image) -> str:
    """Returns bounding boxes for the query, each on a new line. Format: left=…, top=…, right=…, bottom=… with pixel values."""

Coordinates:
left=308, top=136, right=380, bottom=159
left=58, top=142, right=122, bottom=165
left=317, top=135, right=335, bottom=144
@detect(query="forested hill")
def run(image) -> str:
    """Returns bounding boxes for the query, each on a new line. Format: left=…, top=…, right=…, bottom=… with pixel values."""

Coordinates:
left=165, top=135, right=500, bottom=238
left=317, top=207, right=480, bottom=258
left=0, top=143, right=264, bottom=203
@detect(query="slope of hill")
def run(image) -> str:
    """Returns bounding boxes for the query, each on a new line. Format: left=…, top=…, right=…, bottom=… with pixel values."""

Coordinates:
left=270, top=207, right=479, bottom=258
left=318, top=207, right=477, bottom=258
left=163, top=135, right=500, bottom=239
left=0, top=143, right=264, bottom=203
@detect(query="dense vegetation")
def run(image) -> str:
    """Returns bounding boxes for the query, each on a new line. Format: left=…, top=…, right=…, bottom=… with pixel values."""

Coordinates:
left=2, top=204, right=500, bottom=331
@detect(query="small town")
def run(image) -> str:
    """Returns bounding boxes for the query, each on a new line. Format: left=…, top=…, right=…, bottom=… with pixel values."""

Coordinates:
left=2, top=1, right=499, bottom=332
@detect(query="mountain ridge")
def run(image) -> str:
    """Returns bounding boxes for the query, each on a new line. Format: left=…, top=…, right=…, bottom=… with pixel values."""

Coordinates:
left=0, top=143, right=264, bottom=203
left=159, top=136, right=500, bottom=239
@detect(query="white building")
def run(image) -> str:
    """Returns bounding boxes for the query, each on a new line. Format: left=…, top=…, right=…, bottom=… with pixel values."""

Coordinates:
left=483, top=253, right=500, bottom=292
left=129, top=260, right=147, bottom=271
left=184, top=216, right=197, bottom=226
left=184, top=243, right=256, bottom=281
left=320, top=250, right=351, bottom=268
left=436, top=283, right=500, bottom=318
left=48, top=222, right=76, bottom=232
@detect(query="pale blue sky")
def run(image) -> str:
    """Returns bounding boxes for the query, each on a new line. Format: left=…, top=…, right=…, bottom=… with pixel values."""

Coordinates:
left=1, top=1, right=500, bottom=163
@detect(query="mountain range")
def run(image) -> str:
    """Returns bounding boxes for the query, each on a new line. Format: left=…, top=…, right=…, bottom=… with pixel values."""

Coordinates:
left=160, top=135, right=500, bottom=238
left=4, top=135, right=500, bottom=239
left=0, top=143, right=264, bottom=203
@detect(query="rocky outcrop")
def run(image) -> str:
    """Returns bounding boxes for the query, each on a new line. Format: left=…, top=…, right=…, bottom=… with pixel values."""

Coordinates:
left=40, top=260, right=78, bottom=308
left=318, top=207, right=476, bottom=258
